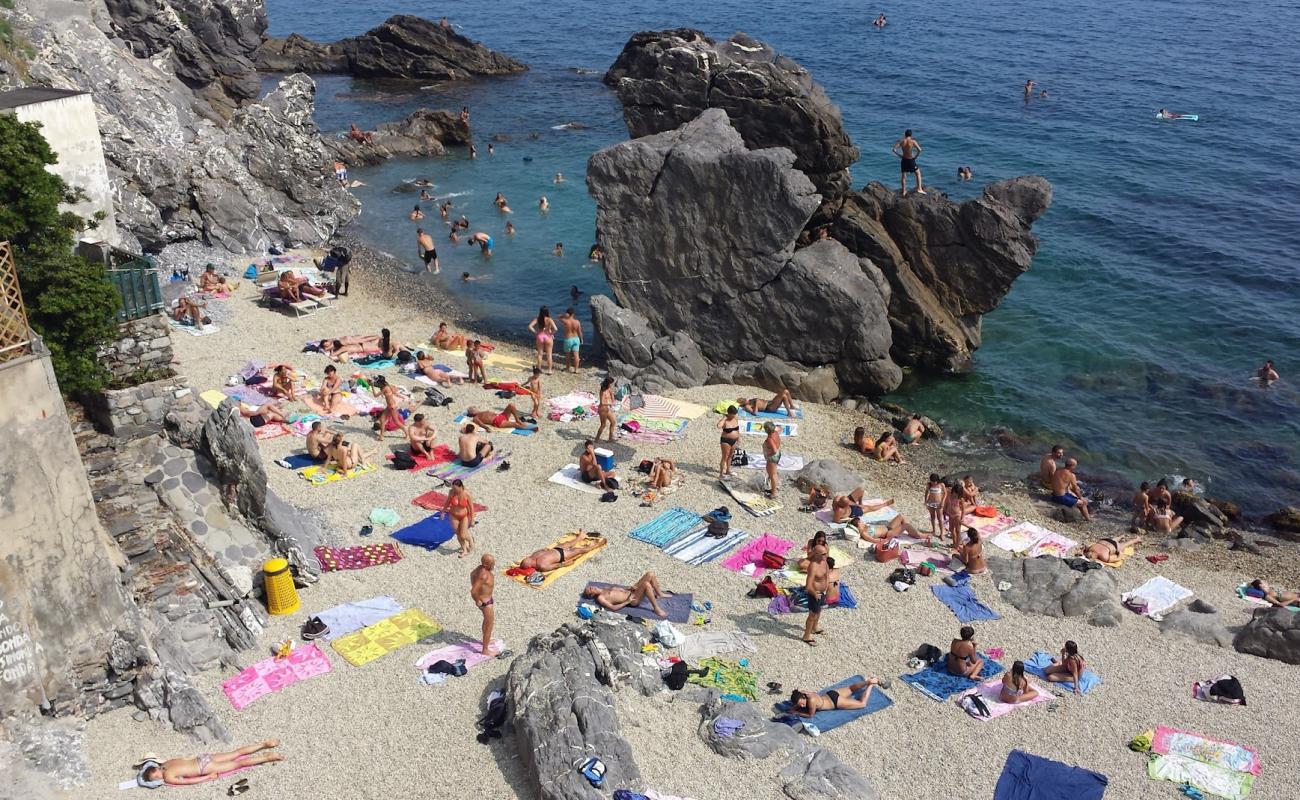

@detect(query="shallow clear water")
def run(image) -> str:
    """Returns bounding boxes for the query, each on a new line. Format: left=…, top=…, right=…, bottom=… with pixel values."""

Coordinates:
left=266, top=0, right=1300, bottom=509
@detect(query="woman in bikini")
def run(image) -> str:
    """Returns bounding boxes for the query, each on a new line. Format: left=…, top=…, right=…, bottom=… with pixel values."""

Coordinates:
left=440, top=479, right=476, bottom=557
left=270, top=365, right=297, bottom=401
left=414, top=351, right=464, bottom=386
left=954, top=526, right=986, bottom=575
left=999, top=660, right=1040, bottom=704
left=717, top=405, right=741, bottom=478
left=852, top=426, right=876, bottom=456
left=1148, top=497, right=1183, bottom=533
left=377, top=328, right=407, bottom=360
left=947, top=626, right=985, bottom=678
left=1084, top=535, right=1142, bottom=565
left=787, top=678, right=884, bottom=718
left=326, top=434, right=367, bottom=473
left=370, top=375, right=408, bottom=442
left=1249, top=579, right=1300, bottom=609
left=648, top=458, right=676, bottom=489
left=762, top=421, right=782, bottom=498
left=134, top=740, right=283, bottom=788
left=318, top=364, right=343, bottom=414
left=1041, top=640, right=1087, bottom=695
left=830, top=489, right=896, bottom=524
left=924, top=473, right=946, bottom=538
left=595, top=377, right=617, bottom=443
left=527, top=306, right=558, bottom=374
left=875, top=430, right=904, bottom=463
left=736, top=387, right=796, bottom=416
left=943, top=480, right=968, bottom=549
left=431, top=322, right=455, bottom=350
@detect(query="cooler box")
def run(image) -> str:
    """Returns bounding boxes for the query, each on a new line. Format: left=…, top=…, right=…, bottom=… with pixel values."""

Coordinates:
left=594, top=448, right=615, bottom=471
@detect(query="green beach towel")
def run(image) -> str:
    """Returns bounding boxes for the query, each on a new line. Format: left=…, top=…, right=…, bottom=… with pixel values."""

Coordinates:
left=688, top=657, right=759, bottom=702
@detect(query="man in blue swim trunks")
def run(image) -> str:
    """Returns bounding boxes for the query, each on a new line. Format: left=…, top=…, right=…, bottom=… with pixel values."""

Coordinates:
left=560, top=307, right=583, bottom=373
left=468, top=231, right=493, bottom=255
left=1049, top=458, right=1091, bottom=521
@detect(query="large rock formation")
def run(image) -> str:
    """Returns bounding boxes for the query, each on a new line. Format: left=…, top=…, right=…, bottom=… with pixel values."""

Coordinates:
left=987, top=556, right=1124, bottom=628
left=254, top=15, right=527, bottom=80
left=1234, top=606, right=1300, bottom=665
left=588, top=109, right=899, bottom=397
left=604, top=30, right=857, bottom=197
left=324, top=108, right=472, bottom=166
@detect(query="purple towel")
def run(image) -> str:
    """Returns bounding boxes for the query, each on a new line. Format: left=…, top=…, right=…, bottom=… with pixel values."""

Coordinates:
left=579, top=583, right=693, bottom=623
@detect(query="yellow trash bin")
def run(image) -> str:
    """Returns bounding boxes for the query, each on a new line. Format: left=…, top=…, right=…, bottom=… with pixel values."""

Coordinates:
left=263, top=558, right=300, bottom=616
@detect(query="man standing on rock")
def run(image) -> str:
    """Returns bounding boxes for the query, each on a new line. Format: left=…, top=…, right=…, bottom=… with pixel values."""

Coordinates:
left=470, top=554, right=498, bottom=656
left=416, top=228, right=440, bottom=274
left=892, top=129, right=926, bottom=196
left=1050, top=458, right=1091, bottom=521
left=561, top=307, right=583, bottom=373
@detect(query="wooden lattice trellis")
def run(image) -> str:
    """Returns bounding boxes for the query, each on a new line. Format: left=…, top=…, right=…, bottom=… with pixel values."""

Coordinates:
left=0, top=241, right=34, bottom=364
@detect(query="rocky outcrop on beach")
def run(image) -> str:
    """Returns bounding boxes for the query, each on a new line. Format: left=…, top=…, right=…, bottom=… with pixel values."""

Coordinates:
left=588, top=109, right=899, bottom=398
left=604, top=29, right=857, bottom=197
left=1159, top=600, right=1233, bottom=648
left=325, top=109, right=472, bottom=166
left=988, top=556, right=1124, bottom=627
left=254, top=15, right=527, bottom=80
left=1234, top=606, right=1300, bottom=664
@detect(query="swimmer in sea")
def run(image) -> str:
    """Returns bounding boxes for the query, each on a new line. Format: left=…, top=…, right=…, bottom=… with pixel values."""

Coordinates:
left=553, top=242, right=564, bottom=257
left=409, top=204, right=424, bottom=221
left=439, top=201, right=451, bottom=220
left=419, top=188, right=433, bottom=200
left=539, top=196, right=549, bottom=213
left=554, top=172, right=565, bottom=183
left=570, top=285, right=582, bottom=301
left=891, top=129, right=925, bottom=196
left=1024, top=79, right=1035, bottom=98
left=468, top=231, right=493, bottom=255
left=462, top=272, right=488, bottom=282
left=505, top=220, right=516, bottom=236
left=872, top=13, right=886, bottom=27
left=487, top=143, right=495, bottom=156
left=1257, top=359, right=1279, bottom=384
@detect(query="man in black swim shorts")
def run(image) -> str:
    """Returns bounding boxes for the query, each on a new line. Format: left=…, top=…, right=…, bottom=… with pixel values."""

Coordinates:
left=891, top=129, right=926, bottom=196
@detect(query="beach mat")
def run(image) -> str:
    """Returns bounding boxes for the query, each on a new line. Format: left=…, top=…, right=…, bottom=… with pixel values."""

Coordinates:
left=390, top=514, right=455, bottom=551
left=414, top=640, right=506, bottom=673
left=221, top=643, right=332, bottom=711
left=314, top=596, right=403, bottom=641
left=547, top=464, right=605, bottom=494
left=688, top=657, right=759, bottom=702
left=990, top=522, right=1077, bottom=558
left=253, top=422, right=292, bottom=440
left=200, top=389, right=229, bottom=409
left=994, top=750, right=1109, bottom=800
left=741, top=419, right=797, bottom=436
left=720, top=533, right=798, bottom=575
left=958, top=676, right=1053, bottom=720
left=386, top=445, right=456, bottom=471
left=275, top=453, right=320, bottom=470
left=1123, top=575, right=1193, bottom=618
left=298, top=461, right=377, bottom=486
left=579, top=582, right=693, bottom=623
left=678, top=631, right=759, bottom=663
left=1023, top=650, right=1102, bottom=695
left=412, top=489, right=487, bottom=512
left=900, top=656, right=1005, bottom=701
left=932, top=583, right=1001, bottom=622
left=331, top=609, right=441, bottom=667
left=720, top=480, right=783, bottom=517
left=314, top=543, right=403, bottom=572
left=508, top=532, right=607, bottom=589
left=427, top=451, right=507, bottom=482
left=662, top=525, right=748, bottom=566
left=767, top=583, right=858, bottom=614
left=301, top=394, right=359, bottom=418
left=1148, top=727, right=1260, bottom=800
left=627, top=507, right=704, bottom=548
left=773, top=675, right=892, bottom=733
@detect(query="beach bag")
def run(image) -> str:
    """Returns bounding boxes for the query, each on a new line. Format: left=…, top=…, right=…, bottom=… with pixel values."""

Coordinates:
left=760, top=550, right=785, bottom=570
left=913, top=643, right=943, bottom=666
left=476, top=695, right=508, bottom=744
left=874, top=541, right=901, bottom=563
left=961, top=694, right=991, bottom=718
left=654, top=621, right=683, bottom=648
left=243, top=265, right=258, bottom=279
left=391, top=452, right=416, bottom=471
left=1123, top=596, right=1149, bottom=615
left=973, top=505, right=997, bottom=517
left=731, top=448, right=750, bottom=467
left=428, top=659, right=467, bottom=677
left=706, top=518, right=729, bottom=538
left=423, top=387, right=452, bottom=407
left=664, top=660, right=691, bottom=691
left=917, top=563, right=935, bottom=577
left=888, top=568, right=916, bottom=586
left=754, top=576, right=779, bottom=598
left=1207, top=675, right=1246, bottom=705
left=620, top=419, right=641, bottom=433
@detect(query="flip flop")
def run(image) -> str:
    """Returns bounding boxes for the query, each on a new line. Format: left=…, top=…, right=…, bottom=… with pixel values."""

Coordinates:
left=802, top=639, right=818, bottom=647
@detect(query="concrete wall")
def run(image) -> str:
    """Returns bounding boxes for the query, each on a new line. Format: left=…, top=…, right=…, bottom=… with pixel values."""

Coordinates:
left=0, top=342, right=128, bottom=717
left=7, top=93, right=119, bottom=247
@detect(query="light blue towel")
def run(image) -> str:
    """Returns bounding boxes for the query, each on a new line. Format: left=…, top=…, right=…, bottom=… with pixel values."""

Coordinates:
left=313, top=596, right=403, bottom=641
left=1023, top=650, right=1102, bottom=695
left=931, top=583, right=1001, bottom=622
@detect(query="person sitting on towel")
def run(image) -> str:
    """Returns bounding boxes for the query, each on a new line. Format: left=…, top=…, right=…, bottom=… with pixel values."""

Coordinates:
left=457, top=423, right=495, bottom=468
left=1083, top=535, right=1142, bottom=565
left=198, top=264, right=228, bottom=293
left=406, top=413, right=437, bottom=459
left=648, top=457, right=676, bottom=489
left=874, top=430, right=905, bottom=463
left=1249, top=579, right=1300, bottom=608
left=795, top=532, right=835, bottom=572
left=582, top=571, right=670, bottom=617
left=1041, top=640, right=1087, bottom=695
left=269, top=365, right=298, bottom=401
left=830, top=489, right=895, bottom=523
left=803, top=483, right=831, bottom=512
left=999, top=661, right=1040, bottom=704
left=735, top=387, right=795, bottom=416
left=518, top=535, right=605, bottom=573
left=788, top=677, right=884, bottom=717
left=325, top=433, right=368, bottom=472
left=579, top=440, right=618, bottom=489
left=134, top=740, right=283, bottom=787
left=953, top=527, right=986, bottom=575
left=467, top=403, right=535, bottom=431
left=305, top=421, right=333, bottom=462
left=947, top=626, right=985, bottom=678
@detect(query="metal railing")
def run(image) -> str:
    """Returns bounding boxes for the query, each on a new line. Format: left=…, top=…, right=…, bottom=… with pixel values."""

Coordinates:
left=107, top=257, right=163, bottom=322
left=0, top=241, right=33, bottom=364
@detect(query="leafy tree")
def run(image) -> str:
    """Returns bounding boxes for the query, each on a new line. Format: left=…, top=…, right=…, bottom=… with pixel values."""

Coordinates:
left=0, top=113, right=120, bottom=394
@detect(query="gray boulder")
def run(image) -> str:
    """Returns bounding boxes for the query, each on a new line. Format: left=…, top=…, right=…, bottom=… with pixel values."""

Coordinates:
left=1233, top=607, right=1300, bottom=665
left=254, top=15, right=527, bottom=80
left=1160, top=600, right=1233, bottom=648
left=604, top=29, right=858, bottom=197
left=794, top=460, right=864, bottom=496
left=781, top=749, right=878, bottom=800
left=588, top=109, right=899, bottom=396
left=989, top=556, right=1123, bottom=627
left=325, top=109, right=471, bottom=166
left=1172, top=491, right=1228, bottom=533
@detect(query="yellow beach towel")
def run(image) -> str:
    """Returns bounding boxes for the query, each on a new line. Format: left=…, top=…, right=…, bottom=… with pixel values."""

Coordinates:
left=331, top=609, right=441, bottom=667
left=783, top=546, right=855, bottom=585
left=298, top=461, right=377, bottom=486
left=508, top=531, right=607, bottom=589
left=201, top=389, right=229, bottom=409
left=1101, top=545, right=1137, bottom=568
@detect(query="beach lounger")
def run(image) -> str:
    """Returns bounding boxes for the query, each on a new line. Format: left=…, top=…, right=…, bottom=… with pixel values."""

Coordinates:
left=773, top=675, right=892, bottom=734
left=720, top=480, right=783, bottom=517
left=994, top=750, right=1108, bottom=800
left=579, top=582, right=693, bottom=623
left=331, top=609, right=441, bottom=667
left=507, top=531, right=608, bottom=589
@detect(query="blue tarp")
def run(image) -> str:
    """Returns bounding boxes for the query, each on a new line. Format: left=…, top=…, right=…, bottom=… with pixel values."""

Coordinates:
left=993, top=749, right=1108, bottom=800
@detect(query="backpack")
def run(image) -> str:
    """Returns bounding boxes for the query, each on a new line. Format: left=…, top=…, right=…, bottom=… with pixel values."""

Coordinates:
left=913, top=643, right=943, bottom=665
left=754, top=576, right=780, bottom=598
left=1208, top=676, right=1246, bottom=705
left=961, top=694, right=992, bottom=718
left=730, top=448, right=749, bottom=467
left=423, top=387, right=452, bottom=407
left=428, top=659, right=467, bottom=677
left=664, top=661, right=691, bottom=691
left=391, top=451, right=417, bottom=470
left=476, top=695, right=508, bottom=744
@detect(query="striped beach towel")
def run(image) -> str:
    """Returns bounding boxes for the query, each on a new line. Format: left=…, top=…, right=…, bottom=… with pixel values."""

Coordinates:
left=618, top=412, right=688, bottom=443
left=720, top=480, right=783, bottom=517
left=662, top=524, right=748, bottom=566
left=627, top=507, right=704, bottom=548
left=426, top=450, right=507, bottom=482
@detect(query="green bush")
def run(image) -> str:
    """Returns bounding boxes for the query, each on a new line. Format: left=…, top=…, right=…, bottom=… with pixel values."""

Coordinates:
left=0, top=114, right=121, bottom=394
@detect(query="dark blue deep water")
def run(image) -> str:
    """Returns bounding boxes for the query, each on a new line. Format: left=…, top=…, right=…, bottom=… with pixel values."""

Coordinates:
left=266, top=0, right=1300, bottom=510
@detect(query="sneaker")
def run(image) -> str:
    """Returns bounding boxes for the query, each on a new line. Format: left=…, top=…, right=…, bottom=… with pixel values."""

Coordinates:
left=301, top=617, right=328, bottom=640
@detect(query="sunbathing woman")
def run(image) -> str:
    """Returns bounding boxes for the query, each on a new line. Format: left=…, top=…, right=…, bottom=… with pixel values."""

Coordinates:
left=270, top=365, right=298, bottom=401
left=736, top=387, right=795, bottom=416
left=171, top=295, right=210, bottom=329
left=133, top=740, right=283, bottom=788
left=953, top=527, right=986, bottom=575
left=947, top=626, right=985, bottom=678
left=648, top=458, right=676, bottom=489
left=581, top=571, right=670, bottom=617
left=579, top=440, right=618, bottom=490
left=845, top=511, right=926, bottom=547
left=377, top=328, right=408, bottom=360
left=431, top=322, right=456, bottom=350
left=787, top=678, right=884, bottom=718
left=852, top=426, right=876, bottom=456
left=238, top=401, right=286, bottom=428
left=467, top=403, right=535, bottom=430
left=527, top=306, right=558, bottom=374
left=717, top=405, right=741, bottom=478
left=1249, top=580, right=1300, bottom=608
left=439, top=479, right=476, bottom=557
left=518, top=534, right=605, bottom=573
left=999, top=661, right=1040, bottom=704
left=875, top=431, right=905, bottom=463
left=414, top=352, right=464, bottom=385
left=1083, top=535, right=1142, bottom=565
left=1147, top=497, right=1183, bottom=533
left=803, top=483, right=830, bottom=513
left=326, top=434, right=368, bottom=472
left=319, top=337, right=376, bottom=362
left=371, top=375, right=408, bottom=442
left=319, top=364, right=342, bottom=413
left=830, top=489, right=895, bottom=523
left=1041, top=640, right=1087, bottom=695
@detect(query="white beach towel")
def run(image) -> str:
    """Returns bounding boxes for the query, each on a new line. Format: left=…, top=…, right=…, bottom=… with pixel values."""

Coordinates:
left=548, top=464, right=604, bottom=494
left=1124, top=575, right=1194, bottom=619
left=739, top=452, right=805, bottom=471
left=678, top=631, right=759, bottom=663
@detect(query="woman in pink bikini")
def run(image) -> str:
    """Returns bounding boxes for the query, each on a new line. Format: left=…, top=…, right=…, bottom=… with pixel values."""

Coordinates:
left=527, top=305, right=558, bottom=374
left=133, top=740, right=282, bottom=788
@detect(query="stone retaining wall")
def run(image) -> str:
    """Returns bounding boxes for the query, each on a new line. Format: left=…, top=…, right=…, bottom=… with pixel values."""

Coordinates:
left=99, top=314, right=173, bottom=383
left=85, top=374, right=192, bottom=441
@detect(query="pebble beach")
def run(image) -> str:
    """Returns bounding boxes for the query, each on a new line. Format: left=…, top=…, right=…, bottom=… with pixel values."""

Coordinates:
left=66, top=243, right=1300, bottom=800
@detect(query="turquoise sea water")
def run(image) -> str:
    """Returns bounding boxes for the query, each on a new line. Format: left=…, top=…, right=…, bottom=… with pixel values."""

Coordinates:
left=266, top=0, right=1300, bottom=510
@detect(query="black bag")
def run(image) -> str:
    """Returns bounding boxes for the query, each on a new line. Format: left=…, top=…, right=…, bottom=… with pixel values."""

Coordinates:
left=731, top=448, right=749, bottom=467
left=962, top=694, right=991, bottom=718
left=606, top=477, right=620, bottom=490
left=664, top=661, right=691, bottom=691
left=600, top=491, right=618, bottom=503
left=1209, top=676, right=1246, bottom=705
left=391, top=451, right=416, bottom=470
left=638, top=459, right=654, bottom=475
left=913, top=643, right=943, bottom=665
left=423, top=387, right=452, bottom=407
left=476, top=695, right=508, bottom=744
left=428, top=658, right=467, bottom=677
left=888, top=567, right=917, bottom=586
left=706, top=519, right=729, bottom=538
left=396, top=350, right=414, bottom=365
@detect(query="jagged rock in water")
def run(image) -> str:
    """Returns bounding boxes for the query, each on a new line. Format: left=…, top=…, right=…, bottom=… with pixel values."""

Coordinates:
left=588, top=109, right=899, bottom=397
left=604, top=29, right=858, bottom=197
left=325, top=109, right=472, bottom=166
left=1234, top=606, right=1300, bottom=664
left=254, top=15, right=527, bottom=80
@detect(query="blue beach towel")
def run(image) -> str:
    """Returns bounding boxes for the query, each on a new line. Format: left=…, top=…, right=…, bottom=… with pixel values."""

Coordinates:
left=931, top=583, right=1001, bottom=622
left=627, top=507, right=704, bottom=548
left=773, top=675, right=892, bottom=734
left=900, top=656, right=1005, bottom=701
left=354, top=354, right=397, bottom=369
left=662, top=525, right=748, bottom=566
left=579, top=583, right=694, bottom=623
left=993, top=749, right=1108, bottom=800
left=1023, top=651, right=1102, bottom=695
left=740, top=407, right=804, bottom=420
left=275, top=453, right=320, bottom=470
left=775, top=583, right=859, bottom=613
left=390, top=514, right=455, bottom=551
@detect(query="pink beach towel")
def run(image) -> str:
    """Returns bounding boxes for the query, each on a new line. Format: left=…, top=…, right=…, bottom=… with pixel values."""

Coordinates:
left=720, top=533, right=797, bottom=575
left=1153, top=726, right=1262, bottom=775
left=221, top=643, right=332, bottom=710
left=413, top=640, right=506, bottom=672
left=958, top=676, right=1053, bottom=720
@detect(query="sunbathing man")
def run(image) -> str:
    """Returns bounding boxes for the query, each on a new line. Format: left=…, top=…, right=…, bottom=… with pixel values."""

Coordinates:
left=1248, top=579, right=1300, bottom=608
left=579, top=440, right=618, bottom=489
left=197, top=264, right=228, bottom=293
left=582, top=571, right=670, bottom=617
left=470, top=554, right=497, bottom=655
left=736, top=387, right=795, bottom=416
left=1050, top=458, right=1091, bottom=520
left=133, top=740, right=283, bottom=788
left=801, top=543, right=835, bottom=647
left=1000, top=661, right=1040, bottom=704
left=406, top=413, right=437, bottom=458
left=830, top=490, right=895, bottom=523
left=787, top=678, right=884, bottom=718
left=171, top=295, right=210, bottom=328
left=1083, top=535, right=1142, bottom=565
left=319, top=364, right=342, bottom=413
left=238, top=400, right=286, bottom=429
left=1041, top=640, right=1087, bottom=695
left=1039, top=445, right=1064, bottom=488
left=414, top=351, right=464, bottom=385
left=851, top=426, right=875, bottom=456
left=518, top=534, right=604, bottom=573
left=305, top=421, right=332, bottom=461
left=947, top=626, right=985, bottom=678
left=326, top=433, right=368, bottom=472
left=270, top=365, right=298, bottom=401
left=457, top=423, right=494, bottom=469
left=467, top=403, right=535, bottom=431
